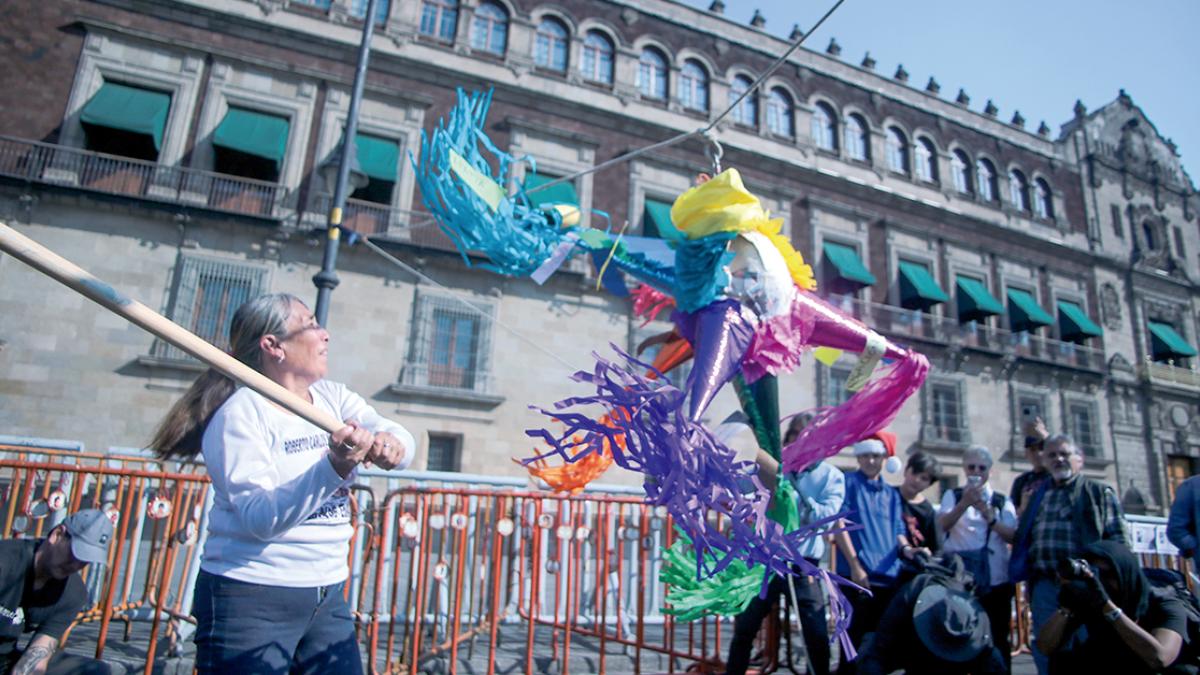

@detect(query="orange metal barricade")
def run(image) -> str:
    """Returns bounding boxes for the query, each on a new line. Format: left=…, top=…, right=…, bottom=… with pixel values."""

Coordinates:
left=2, top=442, right=1196, bottom=674
left=0, top=448, right=210, bottom=671
left=352, top=486, right=724, bottom=674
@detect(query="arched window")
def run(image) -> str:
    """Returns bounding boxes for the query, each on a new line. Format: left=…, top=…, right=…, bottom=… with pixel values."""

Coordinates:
left=976, top=158, right=997, bottom=202
left=637, top=47, right=668, bottom=100
left=580, top=30, right=614, bottom=84
left=1143, top=221, right=1158, bottom=250
left=951, top=149, right=972, bottom=194
left=679, top=60, right=709, bottom=113
left=845, top=114, right=869, bottom=161
left=766, top=88, right=794, bottom=137
left=810, top=102, right=837, bottom=152
left=535, top=18, right=569, bottom=72
left=1009, top=168, right=1031, bottom=212
left=1034, top=178, right=1054, bottom=219
left=730, top=75, right=758, bottom=127
left=420, top=0, right=458, bottom=41
left=469, top=1, right=508, bottom=55
left=915, top=137, right=938, bottom=183
left=886, top=126, right=909, bottom=174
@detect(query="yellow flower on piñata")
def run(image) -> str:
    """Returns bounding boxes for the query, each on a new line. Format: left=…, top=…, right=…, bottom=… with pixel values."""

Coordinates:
left=670, top=168, right=816, bottom=292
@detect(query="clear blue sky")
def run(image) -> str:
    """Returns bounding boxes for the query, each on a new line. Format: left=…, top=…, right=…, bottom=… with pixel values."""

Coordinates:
left=678, top=0, right=1200, bottom=185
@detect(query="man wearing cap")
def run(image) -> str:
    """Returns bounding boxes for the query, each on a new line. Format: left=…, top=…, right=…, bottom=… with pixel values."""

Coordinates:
left=0, top=509, right=113, bottom=675
left=856, top=556, right=1007, bottom=674
left=832, top=431, right=920, bottom=675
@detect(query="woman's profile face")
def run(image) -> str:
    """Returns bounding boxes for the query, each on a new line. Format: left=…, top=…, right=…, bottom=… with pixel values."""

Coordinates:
left=276, top=300, right=329, bottom=381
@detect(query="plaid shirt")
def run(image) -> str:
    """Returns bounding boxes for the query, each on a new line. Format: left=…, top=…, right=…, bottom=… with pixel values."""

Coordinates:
left=1029, top=475, right=1127, bottom=576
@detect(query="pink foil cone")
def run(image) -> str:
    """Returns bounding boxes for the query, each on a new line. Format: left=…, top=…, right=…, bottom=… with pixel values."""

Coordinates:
left=779, top=293, right=931, bottom=473
left=792, top=291, right=909, bottom=361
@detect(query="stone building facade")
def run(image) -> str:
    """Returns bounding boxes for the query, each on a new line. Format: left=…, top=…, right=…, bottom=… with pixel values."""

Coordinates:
left=0, top=0, right=1196, bottom=509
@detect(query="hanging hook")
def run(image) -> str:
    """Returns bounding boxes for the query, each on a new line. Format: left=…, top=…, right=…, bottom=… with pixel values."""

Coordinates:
left=702, top=130, right=724, bottom=176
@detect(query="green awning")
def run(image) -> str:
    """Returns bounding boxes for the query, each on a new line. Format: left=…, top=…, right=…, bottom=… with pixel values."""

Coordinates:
left=956, top=275, right=1004, bottom=321
left=1149, top=321, right=1197, bottom=358
left=524, top=173, right=579, bottom=208
left=823, top=241, right=877, bottom=286
left=642, top=198, right=683, bottom=241
left=1006, top=288, right=1054, bottom=332
left=1058, top=300, right=1103, bottom=340
left=80, top=82, right=171, bottom=151
left=213, top=107, right=290, bottom=166
left=898, top=260, right=949, bottom=309
left=354, top=133, right=399, bottom=181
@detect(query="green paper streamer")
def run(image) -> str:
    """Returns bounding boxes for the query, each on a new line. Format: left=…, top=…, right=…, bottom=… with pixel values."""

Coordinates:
left=661, top=481, right=802, bottom=621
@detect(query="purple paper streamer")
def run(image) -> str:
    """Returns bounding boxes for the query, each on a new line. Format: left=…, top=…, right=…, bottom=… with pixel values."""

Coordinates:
left=525, top=346, right=837, bottom=581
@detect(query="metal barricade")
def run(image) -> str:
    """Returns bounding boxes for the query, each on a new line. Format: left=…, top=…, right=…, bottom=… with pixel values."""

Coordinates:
left=5, top=443, right=1194, bottom=674
left=351, top=485, right=724, bottom=674
left=0, top=447, right=210, bottom=671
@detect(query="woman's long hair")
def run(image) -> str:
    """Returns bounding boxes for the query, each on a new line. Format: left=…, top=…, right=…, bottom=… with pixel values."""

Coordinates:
left=149, top=293, right=298, bottom=459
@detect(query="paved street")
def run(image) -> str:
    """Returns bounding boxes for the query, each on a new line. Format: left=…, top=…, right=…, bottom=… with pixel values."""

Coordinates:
left=63, top=619, right=1041, bottom=674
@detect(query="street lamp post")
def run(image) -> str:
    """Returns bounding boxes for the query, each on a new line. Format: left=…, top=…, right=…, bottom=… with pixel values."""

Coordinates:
left=313, top=0, right=380, bottom=327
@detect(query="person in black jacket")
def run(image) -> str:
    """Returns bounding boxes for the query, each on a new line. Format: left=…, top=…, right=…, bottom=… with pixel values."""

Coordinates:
left=1009, top=434, right=1128, bottom=674
left=1038, top=540, right=1193, bottom=674
left=856, top=555, right=1006, bottom=675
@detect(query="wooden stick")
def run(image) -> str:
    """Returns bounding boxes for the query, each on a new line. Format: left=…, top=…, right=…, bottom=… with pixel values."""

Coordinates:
left=0, top=221, right=342, bottom=433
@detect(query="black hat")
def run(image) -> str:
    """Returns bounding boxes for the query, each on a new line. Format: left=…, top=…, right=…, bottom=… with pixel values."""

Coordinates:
left=912, top=584, right=991, bottom=662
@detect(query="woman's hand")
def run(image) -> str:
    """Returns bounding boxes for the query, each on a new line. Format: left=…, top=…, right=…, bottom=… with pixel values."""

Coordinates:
left=367, top=432, right=408, bottom=470
left=328, top=423, right=374, bottom=478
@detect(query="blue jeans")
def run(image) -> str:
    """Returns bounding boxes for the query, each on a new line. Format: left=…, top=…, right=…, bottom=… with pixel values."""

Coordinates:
left=1029, top=576, right=1058, bottom=675
left=192, top=569, right=364, bottom=675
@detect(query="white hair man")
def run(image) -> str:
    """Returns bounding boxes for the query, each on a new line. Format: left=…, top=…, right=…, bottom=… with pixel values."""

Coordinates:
left=938, top=445, right=1019, bottom=671
left=1008, top=434, right=1127, bottom=674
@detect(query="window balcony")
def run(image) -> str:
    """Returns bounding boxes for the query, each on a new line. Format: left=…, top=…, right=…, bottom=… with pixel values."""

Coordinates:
left=304, top=193, right=452, bottom=250
left=1140, top=358, right=1200, bottom=392
left=0, top=136, right=287, bottom=219
left=1006, top=330, right=1105, bottom=372
left=844, top=298, right=1105, bottom=372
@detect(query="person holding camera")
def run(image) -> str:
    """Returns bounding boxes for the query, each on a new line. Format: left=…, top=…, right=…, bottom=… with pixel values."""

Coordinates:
left=1010, top=434, right=1128, bottom=674
left=939, top=445, right=1018, bottom=672
left=856, top=554, right=1008, bottom=675
left=1038, top=540, right=1188, bottom=673
left=1011, top=415, right=1050, bottom=514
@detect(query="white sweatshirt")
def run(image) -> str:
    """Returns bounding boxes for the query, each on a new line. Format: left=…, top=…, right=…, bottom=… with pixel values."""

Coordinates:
left=199, top=380, right=414, bottom=587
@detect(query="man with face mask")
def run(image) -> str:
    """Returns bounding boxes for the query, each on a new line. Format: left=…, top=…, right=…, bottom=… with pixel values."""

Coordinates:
left=1009, top=434, right=1128, bottom=675
left=0, top=509, right=114, bottom=675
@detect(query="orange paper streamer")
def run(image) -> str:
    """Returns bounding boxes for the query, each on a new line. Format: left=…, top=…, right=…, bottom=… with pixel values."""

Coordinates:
left=522, top=337, right=694, bottom=492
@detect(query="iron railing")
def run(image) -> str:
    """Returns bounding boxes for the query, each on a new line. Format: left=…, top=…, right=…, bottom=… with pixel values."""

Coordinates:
left=0, top=136, right=287, bottom=219
left=1141, top=358, right=1200, bottom=392
left=846, top=298, right=1105, bottom=371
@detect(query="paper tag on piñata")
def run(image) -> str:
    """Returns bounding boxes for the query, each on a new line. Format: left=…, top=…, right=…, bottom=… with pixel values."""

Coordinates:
left=844, top=331, right=887, bottom=392
left=449, top=149, right=506, bottom=212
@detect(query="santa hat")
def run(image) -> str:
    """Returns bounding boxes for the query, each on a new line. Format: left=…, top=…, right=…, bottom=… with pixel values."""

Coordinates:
left=851, top=431, right=902, bottom=473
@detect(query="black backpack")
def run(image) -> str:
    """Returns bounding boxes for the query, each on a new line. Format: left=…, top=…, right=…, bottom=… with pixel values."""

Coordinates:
left=1144, top=567, right=1200, bottom=666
